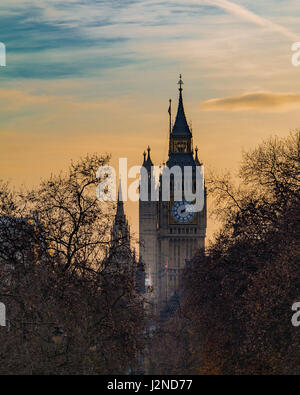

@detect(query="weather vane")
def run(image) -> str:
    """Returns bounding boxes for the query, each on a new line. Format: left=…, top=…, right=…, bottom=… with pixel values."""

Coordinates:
left=178, top=74, right=184, bottom=92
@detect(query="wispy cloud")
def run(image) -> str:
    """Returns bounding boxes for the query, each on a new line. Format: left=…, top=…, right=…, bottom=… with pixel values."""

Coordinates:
left=0, top=0, right=298, bottom=81
left=199, top=91, right=300, bottom=111
left=197, top=0, right=298, bottom=40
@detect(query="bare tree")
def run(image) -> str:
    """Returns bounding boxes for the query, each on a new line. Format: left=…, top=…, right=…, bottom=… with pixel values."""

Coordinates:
left=0, top=154, right=146, bottom=374
left=147, top=130, right=300, bottom=375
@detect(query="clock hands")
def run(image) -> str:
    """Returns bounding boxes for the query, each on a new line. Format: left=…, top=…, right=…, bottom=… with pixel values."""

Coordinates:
left=171, top=201, right=195, bottom=223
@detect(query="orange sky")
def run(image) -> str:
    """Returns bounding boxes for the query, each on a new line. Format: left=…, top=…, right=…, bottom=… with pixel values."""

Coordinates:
left=1, top=0, right=300, bottom=245
left=1, top=86, right=300, bottom=244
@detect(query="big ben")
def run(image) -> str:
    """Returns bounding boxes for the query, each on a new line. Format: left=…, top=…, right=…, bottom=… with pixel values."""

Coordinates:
left=139, top=75, right=207, bottom=310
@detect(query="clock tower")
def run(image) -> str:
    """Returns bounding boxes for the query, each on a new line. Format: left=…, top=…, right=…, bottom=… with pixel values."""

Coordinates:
left=139, top=75, right=207, bottom=311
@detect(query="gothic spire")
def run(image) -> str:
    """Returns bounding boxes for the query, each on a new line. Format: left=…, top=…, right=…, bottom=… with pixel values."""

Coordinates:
left=142, top=150, right=147, bottom=165
left=195, top=146, right=201, bottom=166
left=142, top=146, right=153, bottom=170
left=171, top=74, right=192, bottom=138
left=111, top=180, right=130, bottom=245
left=116, top=178, right=125, bottom=219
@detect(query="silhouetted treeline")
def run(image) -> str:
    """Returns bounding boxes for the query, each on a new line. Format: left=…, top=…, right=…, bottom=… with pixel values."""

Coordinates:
left=0, top=155, right=145, bottom=375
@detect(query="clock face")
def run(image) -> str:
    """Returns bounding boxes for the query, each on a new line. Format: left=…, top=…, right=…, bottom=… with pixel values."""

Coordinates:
left=171, top=201, right=195, bottom=223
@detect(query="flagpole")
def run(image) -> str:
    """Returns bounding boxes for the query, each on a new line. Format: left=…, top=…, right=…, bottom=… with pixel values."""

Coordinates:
left=168, top=99, right=172, bottom=155
left=169, top=99, right=172, bottom=134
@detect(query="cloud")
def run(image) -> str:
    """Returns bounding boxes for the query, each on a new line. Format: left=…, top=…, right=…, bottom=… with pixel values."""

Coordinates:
left=199, top=91, right=300, bottom=111
left=197, top=0, right=298, bottom=40
left=0, top=0, right=298, bottom=82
